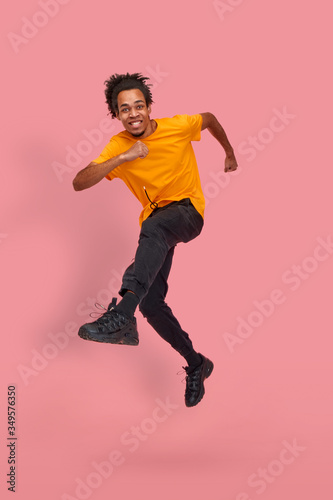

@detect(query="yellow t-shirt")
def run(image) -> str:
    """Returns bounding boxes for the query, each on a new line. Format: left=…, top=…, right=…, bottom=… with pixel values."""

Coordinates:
left=93, top=114, right=205, bottom=226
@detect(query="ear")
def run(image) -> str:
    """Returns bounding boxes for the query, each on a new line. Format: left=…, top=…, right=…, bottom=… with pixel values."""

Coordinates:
left=115, top=111, right=120, bottom=121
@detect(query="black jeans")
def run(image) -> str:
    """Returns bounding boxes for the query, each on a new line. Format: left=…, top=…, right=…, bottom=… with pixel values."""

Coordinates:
left=120, top=198, right=204, bottom=358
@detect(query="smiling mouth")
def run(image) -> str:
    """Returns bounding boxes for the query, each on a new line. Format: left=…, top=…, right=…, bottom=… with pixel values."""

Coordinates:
left=129, top=120, right=142, bottom=127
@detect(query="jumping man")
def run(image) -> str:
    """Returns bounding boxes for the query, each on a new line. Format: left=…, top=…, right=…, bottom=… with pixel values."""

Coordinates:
left=73, top=73, right=238, bottom=407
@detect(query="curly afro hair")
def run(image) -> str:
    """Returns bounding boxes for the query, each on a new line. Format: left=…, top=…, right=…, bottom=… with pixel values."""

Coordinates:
left=104, top=72, right=154, bottom=119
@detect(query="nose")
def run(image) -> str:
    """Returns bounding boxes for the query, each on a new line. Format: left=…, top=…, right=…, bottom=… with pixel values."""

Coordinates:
left=129, top=108, right=139, bottom=118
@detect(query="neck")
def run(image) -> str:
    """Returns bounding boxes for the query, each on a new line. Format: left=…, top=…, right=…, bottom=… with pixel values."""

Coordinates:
left=136, top=119, right=157, bottom=139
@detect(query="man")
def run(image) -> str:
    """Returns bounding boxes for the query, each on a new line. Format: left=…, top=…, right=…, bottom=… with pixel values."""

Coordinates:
left=73, top=72, right=238, bottom=407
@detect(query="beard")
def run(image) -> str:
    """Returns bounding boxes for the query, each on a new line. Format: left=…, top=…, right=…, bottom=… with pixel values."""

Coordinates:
left=130, top=129, right=145, bottom=137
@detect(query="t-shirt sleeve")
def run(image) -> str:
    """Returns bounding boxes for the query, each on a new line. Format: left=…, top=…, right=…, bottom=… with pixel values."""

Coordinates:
left=92, top=138, right=121, bottom=180
left=186, top=114, right=202, bottom=141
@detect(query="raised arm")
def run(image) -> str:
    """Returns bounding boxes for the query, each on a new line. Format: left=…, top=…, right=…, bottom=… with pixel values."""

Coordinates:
left=200, top=112, right=238, bottom=172
left=72, top=141, right=149, bottom=191
left=73, top=156, right=124, bottom=191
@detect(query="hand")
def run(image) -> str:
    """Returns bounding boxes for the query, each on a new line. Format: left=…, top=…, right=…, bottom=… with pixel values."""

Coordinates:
left=123, top=141, right=149, bottom=162
left=224, top=154, right=238, bottom=173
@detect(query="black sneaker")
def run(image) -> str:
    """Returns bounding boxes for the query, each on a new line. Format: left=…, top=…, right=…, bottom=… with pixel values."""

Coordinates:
left=78, top=298, right=139, bottom=346
left=183, top=354, right=214, bottom=407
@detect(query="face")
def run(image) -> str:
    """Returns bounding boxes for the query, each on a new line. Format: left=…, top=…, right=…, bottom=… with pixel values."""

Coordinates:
left=116, top=88, right=153, bottom=138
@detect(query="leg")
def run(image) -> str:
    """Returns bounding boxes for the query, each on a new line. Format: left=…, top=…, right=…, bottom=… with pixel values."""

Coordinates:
left=120, top=199, right=204, bottom=301
left=78, top=199, right=213, bottom=407
left=139, top=246, right=199, bottom=360
left=78, top=200, right=202, bottom=346
left=139, top=246, right=214, bottom=408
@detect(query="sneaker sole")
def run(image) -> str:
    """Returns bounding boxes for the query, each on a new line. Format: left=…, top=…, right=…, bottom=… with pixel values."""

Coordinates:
left=78, top=325, right=139, bottom=346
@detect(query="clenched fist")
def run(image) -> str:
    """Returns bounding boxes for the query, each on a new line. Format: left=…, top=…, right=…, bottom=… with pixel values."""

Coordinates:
left=224, top=154, right=238, bottom=173
left=123, top=141, right=149, bottom=162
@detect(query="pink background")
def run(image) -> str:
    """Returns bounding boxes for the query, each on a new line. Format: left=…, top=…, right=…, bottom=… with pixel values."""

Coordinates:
left=1, top=1, right=332, bottom=499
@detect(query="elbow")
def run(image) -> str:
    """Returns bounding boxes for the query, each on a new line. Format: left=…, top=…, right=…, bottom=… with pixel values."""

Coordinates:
left=72, top=176, right=83, bottom=191
left=207, top=112, right=217, bottom=126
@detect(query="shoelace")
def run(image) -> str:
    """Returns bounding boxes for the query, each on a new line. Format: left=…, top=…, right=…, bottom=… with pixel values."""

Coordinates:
left=186, top=370, right=201, bottom=391
left=177, top=366, right=201, bottom=390
left=89, top=300, right=128, bottom=329
left=89, top=302, right=111, bottom=319
left=177, top=368, right=187, bottom=384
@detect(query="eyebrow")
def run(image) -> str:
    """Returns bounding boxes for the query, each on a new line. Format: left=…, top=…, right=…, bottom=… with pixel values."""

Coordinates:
left=119, top=100, right=145, bottom=109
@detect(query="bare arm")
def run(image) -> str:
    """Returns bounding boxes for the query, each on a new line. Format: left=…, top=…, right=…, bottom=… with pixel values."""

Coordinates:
left=73, top=155, right=126, bottom=191
left=72, top=141, right=149, bottom=191
left=200, top=112, right=238, bottom=172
